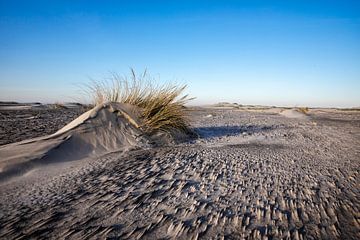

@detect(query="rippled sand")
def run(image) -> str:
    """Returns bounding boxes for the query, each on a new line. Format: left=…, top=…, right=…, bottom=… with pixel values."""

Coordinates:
left=0, top=107, right=359, bottom=239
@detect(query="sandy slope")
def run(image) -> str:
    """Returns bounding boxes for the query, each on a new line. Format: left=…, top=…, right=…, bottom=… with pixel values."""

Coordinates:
left=0, top=103, right=151, bottom=181
left=0, top=108, right=359, bottom=239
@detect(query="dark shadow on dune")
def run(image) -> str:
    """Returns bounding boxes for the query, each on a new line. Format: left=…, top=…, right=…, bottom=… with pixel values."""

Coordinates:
left=193, top=125, right=274, bottom=139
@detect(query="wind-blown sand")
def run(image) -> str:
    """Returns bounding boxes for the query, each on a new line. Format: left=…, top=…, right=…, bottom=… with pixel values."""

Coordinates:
left=0, top=103, right=153, bottom=181
left=0, top=105, right=359, bottom=239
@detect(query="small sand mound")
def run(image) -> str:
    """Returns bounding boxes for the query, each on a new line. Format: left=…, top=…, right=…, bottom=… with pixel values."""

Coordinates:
left=280, top=108, right=309, bottom=119
left=0, top=102, right=154, bottom=181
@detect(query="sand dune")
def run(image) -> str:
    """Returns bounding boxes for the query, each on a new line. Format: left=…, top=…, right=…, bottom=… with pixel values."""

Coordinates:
left=0, top=106, right=359, bottom=239
left=0, top=102, right=152, bottom=181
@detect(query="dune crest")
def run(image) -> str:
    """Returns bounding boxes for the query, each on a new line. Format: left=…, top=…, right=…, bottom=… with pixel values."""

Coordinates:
left=0, top=102, right=152, bottom=181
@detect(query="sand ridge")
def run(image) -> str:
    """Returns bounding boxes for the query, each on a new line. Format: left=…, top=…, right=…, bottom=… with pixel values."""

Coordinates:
left=0, top=102, right=151, bottom=181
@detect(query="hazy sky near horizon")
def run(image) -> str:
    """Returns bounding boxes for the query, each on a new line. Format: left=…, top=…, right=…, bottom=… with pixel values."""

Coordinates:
left=0, top=0, right=359, bottom=107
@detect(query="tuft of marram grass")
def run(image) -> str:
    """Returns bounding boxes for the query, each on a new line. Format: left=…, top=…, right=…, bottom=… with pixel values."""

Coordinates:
left=297, top=107, right=309, bottom=114
left=86, top=69, right=194, bottom=134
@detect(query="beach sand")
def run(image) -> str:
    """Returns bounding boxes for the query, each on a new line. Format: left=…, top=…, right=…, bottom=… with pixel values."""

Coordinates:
left=0, top=105, right=359, bottom=239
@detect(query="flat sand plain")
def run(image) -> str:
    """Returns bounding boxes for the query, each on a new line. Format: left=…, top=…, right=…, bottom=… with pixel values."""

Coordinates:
left=0, top=106, right=359, bottom=239
left=0, top=106, right=84, bottom=145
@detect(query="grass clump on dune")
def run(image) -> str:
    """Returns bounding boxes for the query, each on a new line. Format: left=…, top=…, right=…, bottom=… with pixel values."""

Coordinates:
left=86, top=69, right=194, bottom=134
left=297, top=107, right=309, bottom=114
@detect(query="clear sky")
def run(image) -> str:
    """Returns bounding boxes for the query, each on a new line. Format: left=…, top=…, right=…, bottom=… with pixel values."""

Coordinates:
left=0, top=0, right=359, bottom=107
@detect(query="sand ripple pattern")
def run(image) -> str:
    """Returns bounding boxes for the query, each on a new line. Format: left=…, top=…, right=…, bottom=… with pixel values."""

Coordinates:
left=0, top=109, right=359, bottom=239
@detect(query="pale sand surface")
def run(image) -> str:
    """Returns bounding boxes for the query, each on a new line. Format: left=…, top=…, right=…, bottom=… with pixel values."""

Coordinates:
left=0, top=106, right=359, bottom=239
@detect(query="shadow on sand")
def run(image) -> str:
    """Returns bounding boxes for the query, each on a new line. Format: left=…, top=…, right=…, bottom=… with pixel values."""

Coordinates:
left=193, top=125, right=274, bottom=139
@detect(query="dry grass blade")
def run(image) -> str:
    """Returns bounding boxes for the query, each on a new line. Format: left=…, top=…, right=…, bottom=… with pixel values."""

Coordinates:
left=86, top=69, right=193, bottom=133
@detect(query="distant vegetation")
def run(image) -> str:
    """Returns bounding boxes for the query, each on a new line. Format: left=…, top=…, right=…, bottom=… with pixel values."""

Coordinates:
left=53, top=102, right=68, bottom=109
left=297, top=107, right=309, bottom=114
left=86, top=69, right=194, bottom=133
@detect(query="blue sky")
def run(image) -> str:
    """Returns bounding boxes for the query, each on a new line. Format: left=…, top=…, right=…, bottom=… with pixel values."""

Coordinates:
left=0, top=0, right=359, bottom=107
